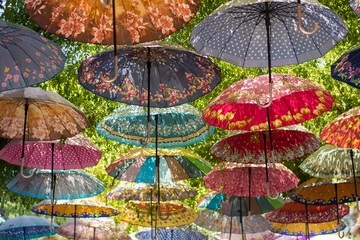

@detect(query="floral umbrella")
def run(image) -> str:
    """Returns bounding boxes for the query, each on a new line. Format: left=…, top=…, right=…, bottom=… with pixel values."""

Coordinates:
left=0, top=20, right=66, bottom=91
left=106, top=181, right=197, bottom=201
left=0, top=215, right=58, bottom=239
left=217, top=231, right=310, bottom=240
left=118, top=201, right=197, bottom=228
left=97, top=104, right=215, bottom=148
left=350, top=0, right=360, bottom=18
left=204, top=162, right=299, bottom=197
left=135, top=224, right=206, bottom=240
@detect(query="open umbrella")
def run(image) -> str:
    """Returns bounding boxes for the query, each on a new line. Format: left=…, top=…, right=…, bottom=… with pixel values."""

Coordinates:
left=0, top=20, right=66, bottom=91
left=0, top=215, right=58, bottom=239
left=350, top=0, right=360, bottom=18
left=136, top=224, right=206, bottom=240
left=97, top=104, right=215, bottom=148
left=217, top=231, right=310, bottom=240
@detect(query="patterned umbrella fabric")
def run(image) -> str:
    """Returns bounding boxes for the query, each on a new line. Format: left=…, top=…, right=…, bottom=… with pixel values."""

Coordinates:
left=106, top=147, right=212, bottom=183
left=25, top=0, right=200, bottom=45
left=299, top=144, right=360, bottom=178
left=217, top=231, right=310, bottom=240
left=79, top=41, right=221, bottom=107
left=211, top=125, right=321, bottom=163
left=350, top=0, right=360, bottom=18
left=106, top=181, right=197, bottom=201
left=0, top=133, right=101, bottom=170
left=190, top=0, right=347, bottom=68
left=320, top=106, right=360, bottom=149
left=0, top=87, right=89, bottom=141
left=195, top=209, right=270, bottom=234
left=0, top=215, right=58, bottom=239
left=0, top=20, right=66, bottom=91
left=6, top=169, right=104, bottom=200
left=118, top=201, right=197, bottom=228
left=38, top=234, right=67, bottom=239
left=204, top=162, right=299, bottom=197
left=265, top=201, right=349, bottom=223
left=202, top=74, right=334, bottom=131
left=197, top=191, right=284, bottom=216
left=136, top=225, right=206, bottom=240
left=57, top=218, right=130, bottom=240
left=97, top=104, right=215, bottom=148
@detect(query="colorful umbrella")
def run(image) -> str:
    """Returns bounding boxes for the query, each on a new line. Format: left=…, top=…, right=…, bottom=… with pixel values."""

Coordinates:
left=57, top=218, right=130, bottom=240
left=0, top=215, right=58, bottom=239
left=118, top=201, right=197, bottom=228
left=136, top=225, right=206, bottom=240
left=0, top=20, right=66, bottom=91
left=6, top=168, right=104, bottom=200
left=350, top=0, right=360, bottom=18
left=106, top=181, right=197, bottom=201
left=106, top=147, right=211, bottom=183
left=25, top=0, right=200, bottom=45
left=211, top=125, right=321, bottom=163
left=217, top=231, right=310, bottom=240
left=96, top=104, right=215, bottom=148
left=197, top=191, right=284, bottom=217
left=204, top=162, right=299, bottom=197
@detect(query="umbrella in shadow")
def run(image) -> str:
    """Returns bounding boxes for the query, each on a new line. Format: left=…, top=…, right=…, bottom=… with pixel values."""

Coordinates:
left=136, top=224, right=206, bottom=240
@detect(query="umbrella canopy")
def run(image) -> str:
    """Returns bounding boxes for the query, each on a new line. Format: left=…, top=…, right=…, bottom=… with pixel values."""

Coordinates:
left=106, top=181, right=197, bottom=201
left=195, top=209, right=270, bottom=234
left=57, top=218, right=130, bottom=240
left=106, top=147, right=212, bottom=183
left=350, top=0, right=360, bottom=18
left=97, top=104, right=215, bottom=148
left=204, top=162, right=299, bottom=197
left=0, top=133, right=101, bottom=170
left=190, top=0, right=347, bottom=68
left=118, top=201, right=197, bottom=228
left=6, top=168, right=104, bottom=200
left=217, top=231, right=310, bottom=240
left=202, top=74, right=334, bottom=131
left=0, top=215, right=58, bottom=239
left=265, top=201, right=349, bottom=223
left=31, top=198, right=119, bottom=218
left=197, top=191, right=284, bottom=216
left=0, top=20, right=66, bottom=91
left=25, top=0, right=200, bottom=45
left=299, top=144, right=360, bottom=178
left=211, top=125, right=321, bottom=163
left=320, top=106, right=360, bottom=149
left=0, top=87, right=89, bottom=141
left=270, top=220, right=346, bottom=237
left=136, top=225, right=206, bottom=240
left=78, top=41, right=221, bottom=107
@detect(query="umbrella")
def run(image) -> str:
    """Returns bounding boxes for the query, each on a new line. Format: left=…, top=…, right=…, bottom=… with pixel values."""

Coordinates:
left=0, top=215, right=58, bottom=239
left=6, top=168, right=104, bottom=200
left=217, top=231, right=310, bottom=240
left=96, top=104, right=215, bottom=148
left=106, top=147, right=211, bottom=183
left=350, top=0, right=360, bottom=18
left=197, top=191, right=284, bottom=217
left=118, top=201, right=197, bottom=228
left=57, top=218, right=130, bottom=240
left=106, top=181, right=197, bottom=201
left=136, top=225, right=206, bottom=240
left=204, top=162, right=299, bottom=197
left=0, top=20, right=66, bottom=91
left=25, top=0, right=200, bottom=45
left=211, top=125, right=321, bottom=163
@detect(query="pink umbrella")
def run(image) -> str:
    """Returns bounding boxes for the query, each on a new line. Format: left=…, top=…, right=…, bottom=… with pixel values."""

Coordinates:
left=204, top=162, right=299, bottom=197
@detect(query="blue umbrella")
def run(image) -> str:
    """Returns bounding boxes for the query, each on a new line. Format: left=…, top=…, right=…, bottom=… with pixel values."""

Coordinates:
left=350, top=0, right=360, bottom=18
left=97, top=104, right=215, bottom=148
left=136, top=225, right=206, bottom=240
left=0, top=215, right=58, bottom=239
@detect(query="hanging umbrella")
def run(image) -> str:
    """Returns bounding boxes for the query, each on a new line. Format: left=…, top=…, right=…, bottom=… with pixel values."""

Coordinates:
left=0, top=215, right=58, bottom=239
left=57, top=218, right=130, bottom=240
left=106, top=181, right=197, bottom=201
left=197, top=191, right=284, bottom=217
left=6, top=168, right=104, bottom=200
left=0, top=20, right=66, bottom=91
left=25, top=0, right=200, bottom=45
left=118, top=201, right=197, bottom=228
left=38, top=234, right=67, bottom=239
left=350, top=0, right=360, bottom=18
left=96, top=104, right=215, bottom=148
left=135, top=224, right=206, bottom=240
left=204, top=161, right=299, bottom=197
left=106, top=147, right=211, bottom=183
left=211, top=125, right=321, bottom=163
left=217, top=231, right=310, bottom=240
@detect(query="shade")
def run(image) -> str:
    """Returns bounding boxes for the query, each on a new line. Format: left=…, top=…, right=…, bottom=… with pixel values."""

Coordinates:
left=136, top=225, right=206, bottom=240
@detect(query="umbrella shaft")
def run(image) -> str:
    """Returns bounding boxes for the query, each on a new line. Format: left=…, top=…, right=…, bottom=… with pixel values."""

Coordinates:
left=351, top=149, right=359, bottom=198
left=21, top=99, right=29, bottom=158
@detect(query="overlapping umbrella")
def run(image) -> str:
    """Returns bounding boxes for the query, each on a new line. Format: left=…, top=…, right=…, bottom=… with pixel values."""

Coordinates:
left=350, top=0, right=360, bottom=18
left=136, top=224, right=206, bottom=240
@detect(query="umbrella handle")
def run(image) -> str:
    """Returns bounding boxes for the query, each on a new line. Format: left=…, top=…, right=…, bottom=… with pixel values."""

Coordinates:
left=158, top=207, right=171, bottom=220
left=256, top=82, right=273, bottom=108
left=20, top=157, right=34, bottom=178
left=297, top=2, right=318, bottom=35
left=140, top=121, right=151, bottom=147
left=100, top=55, right=118, bottom=83
left=338, top=227, right=345, bottom=238
left=99, top=0, right=111, bottom=8
left=266, top=181, right=279, bottom=200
